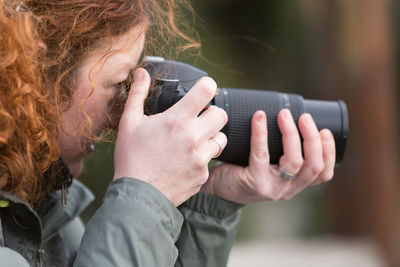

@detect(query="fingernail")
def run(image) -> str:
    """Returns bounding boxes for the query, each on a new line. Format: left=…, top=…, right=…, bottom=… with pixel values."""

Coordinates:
left=134, top=68, right=144, bottom=82
left=321, top=129, right=332, bottom=141
left=304, top=113, right=313, bottom=125
left=205, top=76, right=217, bottom=90
left=258, top=112, right=265, bottom=123
left=282, top=109, right=292, bottom=120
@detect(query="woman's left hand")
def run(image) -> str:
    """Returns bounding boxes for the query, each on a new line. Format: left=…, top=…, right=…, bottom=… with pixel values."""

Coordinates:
left=202, top=109, right=336, bottom=204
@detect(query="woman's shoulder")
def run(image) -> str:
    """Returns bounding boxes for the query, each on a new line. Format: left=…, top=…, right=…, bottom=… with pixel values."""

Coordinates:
left=0, top=179, right=94, bottom=266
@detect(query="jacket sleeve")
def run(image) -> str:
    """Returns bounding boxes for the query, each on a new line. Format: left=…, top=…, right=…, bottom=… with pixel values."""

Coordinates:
left=73, top=178, right=184, bottom=267
left=175, top=192, right=243, bottom=267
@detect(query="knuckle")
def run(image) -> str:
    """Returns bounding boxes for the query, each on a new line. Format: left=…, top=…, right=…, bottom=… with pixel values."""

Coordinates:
left=281, top=193, right=294, bottom=201
left=185, top=141, right=197, bottom=155
left=193, top=155, right=207, bottom=169
left=220, top=133, right=228, bottom=147
left=199, top=168, right=210, bottom=183
left=175, top=129, right=199, bottom=155
left=164, top=115, right=181, bottom=130
left=290, top=158, right=304, bottom=171
left=255, top=186, right=278, bottom=201
left=285, top=125, right=298, bottom=136
left=185, top=136, right=200, bottom=154
left=197, top=153, right=210, bottom=167
left=321, top=171, right=334, bottom=182
left=176, top=120, right=189, bottom=133
left=191, top=163, right=209, bottom=184
left=200, top=79, right=217, bottom=99
left=164, top=119, right=201, bottom=154
left=218, top=108, right=228, bottom=125
left=207, top=106, right=228, bottom=125
left=253, top=150, right=269, bottom=161
left=310, top=162, right=324, bottom=176
left=269, top=191, right=282, bottom=201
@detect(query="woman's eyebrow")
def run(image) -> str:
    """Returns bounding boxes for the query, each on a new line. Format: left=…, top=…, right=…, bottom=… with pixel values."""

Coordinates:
left=111, top=61, right=136, bottom=81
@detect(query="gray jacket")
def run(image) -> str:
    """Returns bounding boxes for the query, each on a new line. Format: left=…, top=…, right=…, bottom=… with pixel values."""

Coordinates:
left=0, top=177, right=242, bottom=266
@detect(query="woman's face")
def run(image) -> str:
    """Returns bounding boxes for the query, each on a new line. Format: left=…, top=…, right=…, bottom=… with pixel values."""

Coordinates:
left=58, top=25, right=146, bottom=177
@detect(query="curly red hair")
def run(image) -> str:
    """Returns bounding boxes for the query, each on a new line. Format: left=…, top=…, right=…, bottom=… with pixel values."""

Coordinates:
left=0, top=0, right=198, bottom=204
left=0, top=1, right=59, bottom=204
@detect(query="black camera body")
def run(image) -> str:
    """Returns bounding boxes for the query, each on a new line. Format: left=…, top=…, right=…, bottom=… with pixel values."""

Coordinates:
left=142, top=56, right=348, bottom=166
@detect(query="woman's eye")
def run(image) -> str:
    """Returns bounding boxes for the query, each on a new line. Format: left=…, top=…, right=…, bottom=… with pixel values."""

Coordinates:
left=113, top=72, right=134, bottom=92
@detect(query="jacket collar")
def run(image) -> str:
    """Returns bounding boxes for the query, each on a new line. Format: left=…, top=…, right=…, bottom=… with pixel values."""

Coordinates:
left=0, top=179, right=94, bottom=243
left=41, top=179, right=94, bottom=241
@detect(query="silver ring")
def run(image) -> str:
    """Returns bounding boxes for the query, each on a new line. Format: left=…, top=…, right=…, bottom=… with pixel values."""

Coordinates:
left=211, top=138, right=223, bottom=158
left=279, top=168, right=296, bottom=180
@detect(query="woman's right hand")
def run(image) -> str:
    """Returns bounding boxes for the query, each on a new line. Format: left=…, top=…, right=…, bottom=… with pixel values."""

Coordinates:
left=113, top=68, right=228, bottom=206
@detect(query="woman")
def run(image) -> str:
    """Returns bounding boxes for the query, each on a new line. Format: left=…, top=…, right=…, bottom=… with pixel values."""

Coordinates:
left=0, top=0, right=336, bottom=266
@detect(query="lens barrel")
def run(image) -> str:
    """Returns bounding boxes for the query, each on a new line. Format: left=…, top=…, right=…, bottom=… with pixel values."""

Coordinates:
left=213, top=88, right=348, bottom=166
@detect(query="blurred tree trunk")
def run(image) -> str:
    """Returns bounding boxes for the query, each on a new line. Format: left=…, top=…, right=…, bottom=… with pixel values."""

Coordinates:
left=299, top=0, right=400, bottom=266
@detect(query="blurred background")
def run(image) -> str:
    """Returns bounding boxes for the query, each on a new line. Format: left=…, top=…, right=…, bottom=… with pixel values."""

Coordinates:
left=79, top=0, right=400, bottom=266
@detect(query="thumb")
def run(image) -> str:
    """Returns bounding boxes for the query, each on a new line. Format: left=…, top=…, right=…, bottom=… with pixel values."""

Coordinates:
left=123, top=68, right=151, bottom=117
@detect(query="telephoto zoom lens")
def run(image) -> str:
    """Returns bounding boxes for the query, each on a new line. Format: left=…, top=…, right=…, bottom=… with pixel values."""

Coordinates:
left=142, top=56, right=348, bottom=166
left=213, top=88, right=348, bottom=165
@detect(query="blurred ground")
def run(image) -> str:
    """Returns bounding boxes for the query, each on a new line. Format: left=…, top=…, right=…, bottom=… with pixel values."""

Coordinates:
left=228, top=238, right=386, bottom=267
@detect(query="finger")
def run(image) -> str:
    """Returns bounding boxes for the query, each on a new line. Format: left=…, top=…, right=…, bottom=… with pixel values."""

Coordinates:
left=197, top=105, right=228, bottom=138
left=277, top=109, right=303, bottom=177
left=167, top=76, right=217, bottom=118
left=288, top=114, right=324, bottom=194
left=311, top=129, right=336, bottom=186
left=208, top=132, right=228, bottom=160
left=248, top=111, right=270, bottom=173
left=123, top=68, right=151, bottom=118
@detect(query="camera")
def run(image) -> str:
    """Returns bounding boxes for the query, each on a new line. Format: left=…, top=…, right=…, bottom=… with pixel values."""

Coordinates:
left=141, top=56, right=348, bottom=166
